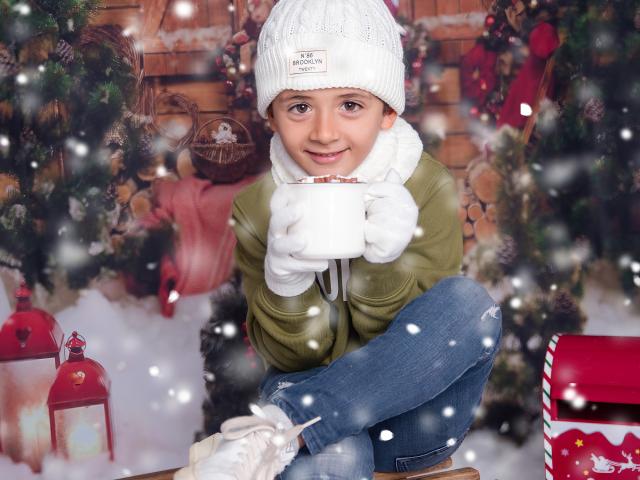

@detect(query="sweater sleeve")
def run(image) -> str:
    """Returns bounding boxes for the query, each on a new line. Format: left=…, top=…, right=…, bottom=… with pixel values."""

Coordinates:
left=231, top=199, right=336, bottom=372
left=346, top=166, right=463, bottom=343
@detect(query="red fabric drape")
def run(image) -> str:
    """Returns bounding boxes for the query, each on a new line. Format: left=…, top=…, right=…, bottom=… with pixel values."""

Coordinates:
left=497, top=22, right=559, bottom=129
left=141, top=174, right=261, bottom=317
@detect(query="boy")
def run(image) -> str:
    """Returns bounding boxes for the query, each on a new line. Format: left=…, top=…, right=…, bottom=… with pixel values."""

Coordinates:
left=175, top=0, right=502, bottom=479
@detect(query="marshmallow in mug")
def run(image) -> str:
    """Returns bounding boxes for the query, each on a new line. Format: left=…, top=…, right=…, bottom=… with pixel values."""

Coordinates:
left=288, top=175, right=368, bottom=259
left=296, top=174, right=361, bottom=183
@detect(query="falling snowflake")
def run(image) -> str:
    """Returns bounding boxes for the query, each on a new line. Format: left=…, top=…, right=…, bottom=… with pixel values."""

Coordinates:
left=520, top=103, right=533, bottom=117
left=176, top=389, right=191, bottom=404
left=620, top=128, right=633, bottom=141
left=57, top=240, right=89, bottom=268
left=221, top=322, right=237, bottom=338
left=174, top=1, right=195, bottom=18
left=510, top=297, right=523, bottom=309
left=406, top=323, right=421, bottom=335
left=442, top=406, right=455, bottom=417
left=482, top=337, right=495, bottom=348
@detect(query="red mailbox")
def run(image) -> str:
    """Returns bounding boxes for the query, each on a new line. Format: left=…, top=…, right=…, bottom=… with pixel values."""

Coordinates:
left=543, top=334, right=640, bottom=479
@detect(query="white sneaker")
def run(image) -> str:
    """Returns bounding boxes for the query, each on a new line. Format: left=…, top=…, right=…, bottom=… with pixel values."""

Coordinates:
left=173, top=404, right=321, bottom=480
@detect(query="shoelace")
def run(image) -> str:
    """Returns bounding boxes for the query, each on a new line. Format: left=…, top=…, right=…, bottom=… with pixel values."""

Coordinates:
left=255, top=416, right=322, bottom=480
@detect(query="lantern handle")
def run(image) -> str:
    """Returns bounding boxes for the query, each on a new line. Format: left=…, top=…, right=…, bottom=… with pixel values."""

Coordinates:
left=15, top=282, right=33, bottom=311
left=64, top=331, right=87, bottom=361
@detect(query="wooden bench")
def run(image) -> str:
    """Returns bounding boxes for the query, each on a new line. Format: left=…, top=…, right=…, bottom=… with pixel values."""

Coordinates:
left=118, top=457, right=479, bottom=479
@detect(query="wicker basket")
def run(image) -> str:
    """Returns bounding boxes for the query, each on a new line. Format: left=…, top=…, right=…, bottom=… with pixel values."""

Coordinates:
left=150, top=92, right=199, bottom=152
left=191, top=116, right=255, bottom=183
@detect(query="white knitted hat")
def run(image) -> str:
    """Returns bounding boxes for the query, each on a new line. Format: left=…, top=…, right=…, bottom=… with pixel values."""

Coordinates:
left=255, top=0, right=406, bottom=119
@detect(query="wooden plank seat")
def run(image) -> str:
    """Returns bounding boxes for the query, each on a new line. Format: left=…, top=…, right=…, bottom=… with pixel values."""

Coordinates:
left=117, top=457, right=479, bottom=480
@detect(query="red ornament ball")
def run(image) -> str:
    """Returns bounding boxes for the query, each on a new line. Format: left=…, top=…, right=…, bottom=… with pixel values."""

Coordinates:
left=485, top=15, right=496, bottom=28
left=225, top=80, right=235, bottom=95
left=243, top=87, right=254, bottom=98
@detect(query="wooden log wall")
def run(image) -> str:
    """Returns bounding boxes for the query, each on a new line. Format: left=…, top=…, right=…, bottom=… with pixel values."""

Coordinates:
left=410, top=0, right=486, bottom=186
left=406, top=1, right=494, bottom=253
left=92, top=0, right=234, bottom=130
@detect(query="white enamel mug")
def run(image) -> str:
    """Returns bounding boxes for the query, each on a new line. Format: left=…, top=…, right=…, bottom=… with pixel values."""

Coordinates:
left=287, top=182, right=368, bottom=259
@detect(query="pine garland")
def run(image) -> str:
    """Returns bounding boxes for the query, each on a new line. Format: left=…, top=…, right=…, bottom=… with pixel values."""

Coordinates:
left=471, top=0, right=640, bottom=442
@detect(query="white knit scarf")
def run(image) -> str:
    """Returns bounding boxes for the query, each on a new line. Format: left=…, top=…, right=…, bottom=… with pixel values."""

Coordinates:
left=269, top=116, right=424, bottom=185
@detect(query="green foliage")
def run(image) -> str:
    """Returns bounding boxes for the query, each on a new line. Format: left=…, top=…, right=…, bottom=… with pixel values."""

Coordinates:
left=37, top=61, right=72, bottom=101
left=533, top=0, right=640, bottom=275
left=473, top=0, right=640, bottom=442
left=0, top=1, right=152, bottom=290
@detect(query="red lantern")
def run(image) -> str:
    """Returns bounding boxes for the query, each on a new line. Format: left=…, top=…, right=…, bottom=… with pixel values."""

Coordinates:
left=0, top=284, right=63, bottom=472
left=47, top=331, right=114, bottom=461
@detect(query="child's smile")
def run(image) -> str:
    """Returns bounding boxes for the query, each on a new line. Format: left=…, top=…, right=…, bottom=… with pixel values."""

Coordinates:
left=305, top=148, right=348, bottom=165
left=268, top=87, right=397, bottom=176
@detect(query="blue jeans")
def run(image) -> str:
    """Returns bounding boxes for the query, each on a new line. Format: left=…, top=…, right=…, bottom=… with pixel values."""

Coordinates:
left=257, top=276, right=502, bottom=479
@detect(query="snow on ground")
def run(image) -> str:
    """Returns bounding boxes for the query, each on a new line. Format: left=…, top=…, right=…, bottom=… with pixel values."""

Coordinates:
left=0, top=263, right=637, bottom=479
left=453, top=426, right=544, bottom=479
left=0, top=286, right=212, bottom=480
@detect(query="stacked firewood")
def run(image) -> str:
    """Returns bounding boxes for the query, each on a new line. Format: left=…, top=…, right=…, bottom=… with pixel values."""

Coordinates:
left=458, top=158, right=501, bottom=254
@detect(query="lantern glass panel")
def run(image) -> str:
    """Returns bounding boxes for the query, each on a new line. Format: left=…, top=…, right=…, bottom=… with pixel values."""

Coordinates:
left=53, top=405, right=108, bottom=460
left=0, top=358, right=56, bottom=471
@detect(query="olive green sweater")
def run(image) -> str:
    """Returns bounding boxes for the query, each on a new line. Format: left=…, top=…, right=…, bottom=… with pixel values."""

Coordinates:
left=231, top=152, right=462, bottom=372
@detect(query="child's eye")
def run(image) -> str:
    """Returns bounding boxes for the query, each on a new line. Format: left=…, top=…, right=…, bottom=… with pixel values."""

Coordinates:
left=343, top=101, right=362, bottom=112
left=289, top=103, right=310, bottom=114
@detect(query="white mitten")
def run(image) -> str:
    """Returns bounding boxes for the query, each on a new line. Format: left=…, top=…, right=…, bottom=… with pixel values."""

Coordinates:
left=265, top=183, right=329, bottom=297
left=363, top=168, right=419, bottom=264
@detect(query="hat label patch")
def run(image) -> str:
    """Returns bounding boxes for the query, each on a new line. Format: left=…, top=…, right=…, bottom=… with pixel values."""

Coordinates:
left=288, top=50, right=327, bottom=76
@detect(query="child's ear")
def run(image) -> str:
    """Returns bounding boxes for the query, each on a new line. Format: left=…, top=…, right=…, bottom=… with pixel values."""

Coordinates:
left=381, top=108, right=398, bottom=130
left=267, top=104, right=278, bottom=133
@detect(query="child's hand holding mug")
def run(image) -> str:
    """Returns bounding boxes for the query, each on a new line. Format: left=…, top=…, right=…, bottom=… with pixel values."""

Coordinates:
left=265, top=183, right=329, bottom=297
left=363, top=169, right=419, bottom=264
